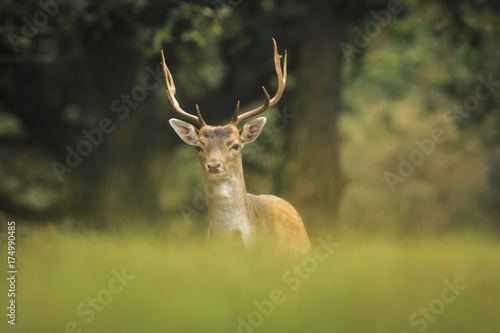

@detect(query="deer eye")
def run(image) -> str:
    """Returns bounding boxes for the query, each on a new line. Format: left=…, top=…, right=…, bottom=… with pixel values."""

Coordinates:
left=232, top=144, right=240, bottom=151
left=195, top=146, right=203, bottom=152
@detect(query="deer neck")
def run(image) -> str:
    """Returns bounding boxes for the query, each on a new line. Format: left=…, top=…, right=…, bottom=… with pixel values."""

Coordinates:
left=205, top=164, right=253, bottom=243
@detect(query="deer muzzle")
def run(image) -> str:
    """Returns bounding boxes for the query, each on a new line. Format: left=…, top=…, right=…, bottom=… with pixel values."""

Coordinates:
left=206, top=158, right=223, bottom=174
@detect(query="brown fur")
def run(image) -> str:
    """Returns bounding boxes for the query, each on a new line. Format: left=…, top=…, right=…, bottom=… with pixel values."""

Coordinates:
left=170, top=120, right=310, bottom=252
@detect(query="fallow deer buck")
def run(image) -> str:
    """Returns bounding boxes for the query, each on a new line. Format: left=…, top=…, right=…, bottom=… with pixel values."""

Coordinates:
left=162, top=39, right=310, bottom=252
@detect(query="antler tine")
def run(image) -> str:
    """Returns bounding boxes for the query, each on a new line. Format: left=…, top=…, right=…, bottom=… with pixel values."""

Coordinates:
left=161, top=50, right=205, bottom=127
left=230, top=88, right=270, bottom=126
left=230, top=100, right=241, bottom=126
left=195, top=104, right=207, bottom=127
left=231, top=38, right=287, bottom=126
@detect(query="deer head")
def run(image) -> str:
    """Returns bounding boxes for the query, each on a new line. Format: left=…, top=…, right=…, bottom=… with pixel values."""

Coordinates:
left=163, top=39, right=287, bottom=181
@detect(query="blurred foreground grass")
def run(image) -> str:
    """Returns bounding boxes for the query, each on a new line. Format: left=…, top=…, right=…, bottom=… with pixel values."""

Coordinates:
left=1, top=225, right=499, bottom=333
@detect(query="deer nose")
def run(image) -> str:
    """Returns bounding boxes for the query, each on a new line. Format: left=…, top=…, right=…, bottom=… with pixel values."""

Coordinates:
left=206, top=160, right=222, bottom=173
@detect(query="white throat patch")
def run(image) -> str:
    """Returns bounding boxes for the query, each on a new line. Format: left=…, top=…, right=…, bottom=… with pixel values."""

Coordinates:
left=206, top=176, right=253, bottom=244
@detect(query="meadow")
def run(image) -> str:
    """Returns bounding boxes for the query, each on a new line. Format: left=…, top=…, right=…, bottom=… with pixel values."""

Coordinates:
left=1, top=224, right=499, bottom=333
left=2, top=2, right=500, bottom=333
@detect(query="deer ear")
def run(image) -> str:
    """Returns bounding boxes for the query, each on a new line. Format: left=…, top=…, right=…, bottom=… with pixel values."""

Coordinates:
left=239, top=117, right=266, bottom=144
left=169, top=119, right=199, bottom=145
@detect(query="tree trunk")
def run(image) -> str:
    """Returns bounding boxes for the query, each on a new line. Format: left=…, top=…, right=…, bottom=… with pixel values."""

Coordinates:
left=280, top=0, right=348, bottom=231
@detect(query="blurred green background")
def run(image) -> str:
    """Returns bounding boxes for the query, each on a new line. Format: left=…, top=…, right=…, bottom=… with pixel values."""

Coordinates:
left=1, top=0, right=500, bottom=332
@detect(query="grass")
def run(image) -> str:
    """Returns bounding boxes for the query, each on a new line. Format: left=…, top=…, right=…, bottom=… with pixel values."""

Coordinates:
left=1, top=225, right=499, bottom=333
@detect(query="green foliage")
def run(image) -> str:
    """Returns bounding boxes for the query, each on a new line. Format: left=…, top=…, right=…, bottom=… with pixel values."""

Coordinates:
left=337, top=1, right=500, bottom=235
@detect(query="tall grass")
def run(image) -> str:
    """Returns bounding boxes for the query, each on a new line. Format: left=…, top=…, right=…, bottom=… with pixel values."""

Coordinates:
left=1, top=225, right=499, bottom=333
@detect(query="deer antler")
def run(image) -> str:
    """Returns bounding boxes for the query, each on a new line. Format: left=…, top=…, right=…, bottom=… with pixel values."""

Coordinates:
left=161, top=50, right=206, bottom=127
left=230, top=38, right=287, bottom=126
